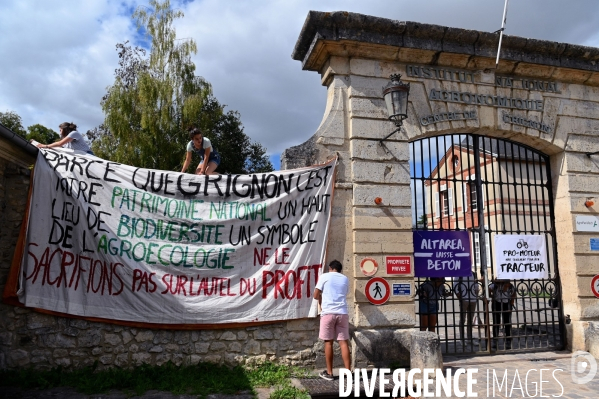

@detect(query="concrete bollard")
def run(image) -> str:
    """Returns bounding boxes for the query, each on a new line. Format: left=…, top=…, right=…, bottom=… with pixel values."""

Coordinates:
left=410, top=331, right=443, bottom=371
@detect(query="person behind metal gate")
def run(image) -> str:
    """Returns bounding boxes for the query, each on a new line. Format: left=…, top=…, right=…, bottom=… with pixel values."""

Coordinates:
left=418, top=277, right=449, bottom=332
left=181, top=126, right=220, bottom=175
left=34, top=122, right=94, bottom=155
left=313, top=260, right=351, bottom=381
left=453, top=272, right=479, bottom=346
left=488, top=278, right=517, bottom=349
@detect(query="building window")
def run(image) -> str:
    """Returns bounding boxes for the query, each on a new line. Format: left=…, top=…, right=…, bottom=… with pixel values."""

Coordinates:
left=470, top=183, right=478, bottom=211
left=453, top=155, right=460, bottom=168
left=442, top=191, right=449, bottom=216
left=436, top=187, right=453, bottom=217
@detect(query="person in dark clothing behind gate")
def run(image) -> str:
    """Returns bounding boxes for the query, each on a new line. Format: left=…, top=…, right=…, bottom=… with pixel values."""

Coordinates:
left=453, top=272, right=480, bottom=346
left=181, top=127, right=221, bottom=175
left=488, top=278, right=517, bottom=349
left=418, top=277, right=449, bottom=332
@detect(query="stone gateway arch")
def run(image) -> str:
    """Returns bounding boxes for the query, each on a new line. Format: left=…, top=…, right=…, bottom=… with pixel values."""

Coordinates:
left=284, top=11, right=599, bottom=366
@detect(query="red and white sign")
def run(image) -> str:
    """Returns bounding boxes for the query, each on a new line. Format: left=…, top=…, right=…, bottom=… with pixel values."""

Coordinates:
left=365, top=277, right=390, bottom=305
left=591, top=275, right=599, bottom=298
left=386, top=256, right=411, bottom=275
left=360, top=258, right=378, bottom=277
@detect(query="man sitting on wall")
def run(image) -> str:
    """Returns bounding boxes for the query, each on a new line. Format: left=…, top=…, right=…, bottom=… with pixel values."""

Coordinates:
left=314, top=260, right=351, bottom=381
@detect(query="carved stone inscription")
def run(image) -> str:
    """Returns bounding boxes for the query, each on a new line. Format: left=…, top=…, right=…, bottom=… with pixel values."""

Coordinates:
left=502, top=113, right=552, bottom=134
left=428, top=89, right=543, bottom=111
left=496, top=76, right=558, bottom=92
left=406, top=65, right=475, bottom=83
left=420, top=111, right=477, bottom=126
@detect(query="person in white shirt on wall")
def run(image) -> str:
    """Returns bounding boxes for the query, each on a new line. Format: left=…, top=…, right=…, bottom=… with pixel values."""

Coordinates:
left=314, top=260, right=350, bottom=381
left=181, top=126, right=220, bottom=175
left=453, top=272, right=480, bottom=346
left=34, top=122, right=93, bottom=155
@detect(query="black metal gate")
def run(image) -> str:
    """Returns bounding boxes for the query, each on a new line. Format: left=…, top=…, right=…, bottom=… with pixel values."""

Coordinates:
left=411, top=134, right=565, bottom=355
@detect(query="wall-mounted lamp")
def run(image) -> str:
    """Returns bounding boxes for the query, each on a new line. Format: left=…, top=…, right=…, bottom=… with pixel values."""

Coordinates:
left=585, top=198, right=595, bottom=207
left=374, top=197, right=383, bottom=205
left=383, top=74, right=410, bottom=128
left=380, top=74, right=410, bottom=146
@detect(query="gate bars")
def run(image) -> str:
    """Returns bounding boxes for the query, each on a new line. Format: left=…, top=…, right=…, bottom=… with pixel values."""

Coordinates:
left=410, top=134, right=565, bottom=355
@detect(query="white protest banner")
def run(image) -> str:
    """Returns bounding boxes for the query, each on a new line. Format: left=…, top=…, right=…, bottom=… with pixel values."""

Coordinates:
left=494, top=234, right=548, bottom=279
left=17, top=149, right=335, bottom=325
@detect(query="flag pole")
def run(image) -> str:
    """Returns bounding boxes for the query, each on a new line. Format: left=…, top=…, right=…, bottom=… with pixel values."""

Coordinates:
left=495, top=0, right=510, bottom=69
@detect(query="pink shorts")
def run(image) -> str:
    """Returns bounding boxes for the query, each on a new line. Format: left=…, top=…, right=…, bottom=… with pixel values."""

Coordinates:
left=319, top=314, right=350, bottom=341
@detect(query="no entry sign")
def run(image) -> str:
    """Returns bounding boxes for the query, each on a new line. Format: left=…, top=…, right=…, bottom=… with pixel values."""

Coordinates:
left=360, top=258, right=378, bottom=277
left=365, top=277, right=390, bottom=305
left=592, top=275, right=599, bottom=298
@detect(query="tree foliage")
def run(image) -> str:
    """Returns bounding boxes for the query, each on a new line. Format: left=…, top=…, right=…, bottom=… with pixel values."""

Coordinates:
left=92, top=0, right=272, bottom=174
left=27, top=124, right=60, bottom=144
left=0, top=110, right=58, bottom=144
left=0, top=111, right=27, bottom=137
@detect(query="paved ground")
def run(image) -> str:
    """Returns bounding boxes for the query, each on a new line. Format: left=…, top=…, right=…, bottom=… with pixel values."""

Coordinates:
left=1, top=351, right=596, bottom=398
left=0, top=388, right=272, bottom=399
left=442, top=350, right=599, bottom=399
left=300, top=350, right=598, bottom=398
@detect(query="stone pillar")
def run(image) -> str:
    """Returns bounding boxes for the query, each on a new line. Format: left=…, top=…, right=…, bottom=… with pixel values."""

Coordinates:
left=410, top=331, right=442, bottom=371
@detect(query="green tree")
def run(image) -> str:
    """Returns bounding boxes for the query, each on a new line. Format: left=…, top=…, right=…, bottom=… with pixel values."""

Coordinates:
left=0, top=110, right=27, bottom=137
left=415, top=214, right=428, bottom=229
left=98, top=0, right=210, bottom=170
left=92, top=0, right=273, bottom=174
left=26, top=124, right=60, bottom=144
left=196, top=97, right=273, bottom=174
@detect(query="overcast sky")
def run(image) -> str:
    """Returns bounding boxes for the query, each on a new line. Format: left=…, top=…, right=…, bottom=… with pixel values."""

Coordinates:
left=1, top=0, right=599, bottom=170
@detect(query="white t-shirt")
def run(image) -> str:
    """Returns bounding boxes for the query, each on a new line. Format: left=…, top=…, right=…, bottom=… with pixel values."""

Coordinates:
left=186, top=137, right=212, bottom=153
left=63, top=131, right=91, bottom=153
left=315, top=271, right=349, bottom=315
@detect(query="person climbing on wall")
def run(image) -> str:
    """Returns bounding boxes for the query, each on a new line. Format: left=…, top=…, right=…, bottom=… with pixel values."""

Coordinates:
left=314, top=259, right=351, bottom=381
left=34, top=122, right=93, bottom=155
left=180, top=126, right=220, bottom=175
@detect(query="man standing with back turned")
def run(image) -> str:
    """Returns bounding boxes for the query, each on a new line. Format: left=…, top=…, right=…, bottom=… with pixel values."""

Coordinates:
left=314, top=260, right=351, bottom=380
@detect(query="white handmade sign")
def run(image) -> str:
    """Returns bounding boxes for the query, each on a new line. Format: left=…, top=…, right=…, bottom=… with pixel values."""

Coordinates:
left=494, top=234, right=548, bottom=279
left=18, top=149, right=335, bottom=325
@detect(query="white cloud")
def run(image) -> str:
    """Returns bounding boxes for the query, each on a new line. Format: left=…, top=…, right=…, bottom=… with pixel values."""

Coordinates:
left=1, top=0, right=599, bottom=165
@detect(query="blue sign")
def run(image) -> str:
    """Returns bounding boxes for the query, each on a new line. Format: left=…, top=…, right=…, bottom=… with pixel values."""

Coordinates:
left=413, top=230, right=472, bottom=277
left=590, top=238, right=599, bottom=251
left=393, top=283, right=411, bottom=296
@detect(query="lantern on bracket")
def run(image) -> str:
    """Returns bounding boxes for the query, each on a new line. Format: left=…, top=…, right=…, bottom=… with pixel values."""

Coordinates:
left=382, top=73, right=410, bottom=127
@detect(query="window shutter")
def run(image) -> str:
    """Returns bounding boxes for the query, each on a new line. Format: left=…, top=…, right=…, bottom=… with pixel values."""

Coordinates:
left=463, top=182, right=468, bottom=212
left=448, top=188, right=454, bottom=215
left=485, top=232, right=492, bottom=264
left=435, top=192, right=440, bottom=218
left=482, top=188, right=486, bottom=209
left=474, top=232, right=481, bottom=267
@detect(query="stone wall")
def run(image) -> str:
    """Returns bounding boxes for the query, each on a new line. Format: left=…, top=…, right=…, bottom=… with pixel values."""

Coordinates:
left=1, top=308, right=322, bottom=370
